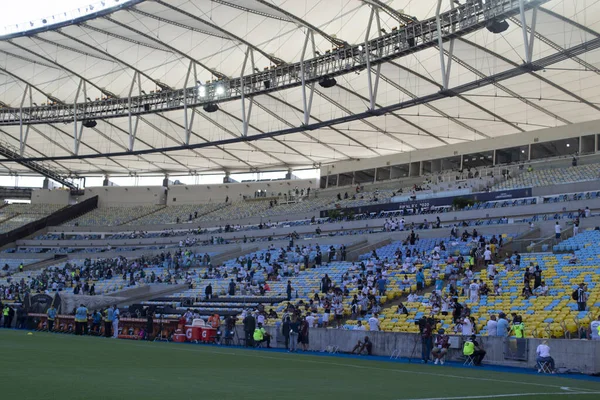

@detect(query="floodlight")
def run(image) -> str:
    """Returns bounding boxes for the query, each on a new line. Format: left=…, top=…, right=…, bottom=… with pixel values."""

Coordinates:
left=216, top=85, right=225, bottom=95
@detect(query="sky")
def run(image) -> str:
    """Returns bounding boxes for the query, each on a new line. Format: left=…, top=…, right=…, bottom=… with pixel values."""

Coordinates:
left=0, top=0, right=132, bottom=34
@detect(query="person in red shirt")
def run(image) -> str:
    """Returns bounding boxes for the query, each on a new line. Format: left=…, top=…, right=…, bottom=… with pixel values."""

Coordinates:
left=431, top=328, right=450, bottom=365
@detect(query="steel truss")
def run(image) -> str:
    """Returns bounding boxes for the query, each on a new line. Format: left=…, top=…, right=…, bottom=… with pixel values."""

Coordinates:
left=0, top=0, right=546, bottom=126
left=17, top=33, right=600, bottom=163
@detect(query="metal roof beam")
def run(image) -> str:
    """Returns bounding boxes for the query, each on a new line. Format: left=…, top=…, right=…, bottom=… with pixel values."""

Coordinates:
left=253, top=0, right=348, bottom=47
left=210, top=0, right=290, bottom=21
left=460, top=38, right=600, bottom=116
left=104, top=16, right=226, bottom=79
left=361, top=0, right=416, bottom=24
left=148, top=2, right=285, bottom=65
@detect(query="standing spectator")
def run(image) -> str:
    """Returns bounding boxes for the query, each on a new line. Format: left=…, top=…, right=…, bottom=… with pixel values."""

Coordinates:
left=377, top=275, right=387, bottom=296
left=286, top=280, right=293, bottom=301
left=74, top=304, right=88, bottom=336
left=536, top=340, right=556, bottom=373
left=590, top=315, right=600, bottom=340
left=461, top=316, right=474, bottom=336
left=431, top=328, right=450, bottom=365
left=299, top=316, right=309, bottom=351
left=228, top=279, right=236, bottom=296
left=368, top=313, right=380, bottom=331
left=91, top=310, right=102, bottom=335
left=576, top=283, right=588, bottom=311
left=486, top=315, right=498, bottom=336
left=289, top=317, right=300, bottom=352
left=483, top=247, right=492, bottom=265
left=573, top=221, right=579, bottom=236
left=47, top=305, right=57, bottom=332
left=243, top=312, right=256, bottom=347
left=416, top=268, right=425, bottom=295
left=533, top=266, right=542, bottom=289
left=104, top=305, right=114, bottom=338
left=281, top=316, right=291, bottom=349
left=497, top=312, right=509, bottom=336
left=420, top=319, right=433, bottom=364
left=112, top=305, right=120, bottom=338
left=205, top=283, right=213, bottom=300
left=554, top=222, right=561, bottom=243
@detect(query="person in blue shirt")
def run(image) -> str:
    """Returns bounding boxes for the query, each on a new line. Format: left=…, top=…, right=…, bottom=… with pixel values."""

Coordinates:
left=91, top=310, right=102, bottom=335
left=377, top=276, right=387, bottom=296
left=104, top=306, right=114, bottom=338
left=46, top=306, right=57, bottom=332
left=416, top=268, right=425, bottom=295
left=74, top=304, right=88, bottom=336
left=496, top=312, right=509, bottom=336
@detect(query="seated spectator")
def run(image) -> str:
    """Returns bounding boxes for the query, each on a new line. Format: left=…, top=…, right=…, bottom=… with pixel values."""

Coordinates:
left=536, top=340, right=556, bottom=373
left=431, top=329, right=450, bottom=365
left=252, top=323, right=271, bottom=348
left=397, top=302, right=408, bottom=315
left=569, top=252, right=578, bottom=264
left=522, top=282, right=533, bottom=299
left=353, top=320, right=367, bottom=331
left=463, top=335, right=486, bottom=366
left=351, top=336, right=373, bottom=355
left=535, top=281, right=549, bottom=296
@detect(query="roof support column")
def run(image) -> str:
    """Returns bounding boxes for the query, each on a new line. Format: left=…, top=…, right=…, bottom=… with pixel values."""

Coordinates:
left=519, top=0, right=538, bottom=63
left=73, top=79, right=86, bottom=155
left=240, top=46, right=256, bottom=137
left=364, top=7, right=382, bottom=111
left=300, top=30, right=316, bottom=126
left=183, top=61, right=196, bottom=145
left=436, top=0, right=455, bottom=90
left=128, top=72, right=141, bottom=151
left=19, top=84, right=31, bottom=156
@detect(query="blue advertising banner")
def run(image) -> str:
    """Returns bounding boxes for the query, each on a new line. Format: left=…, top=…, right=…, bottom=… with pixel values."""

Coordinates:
left=319, top=188, right=533, bottom=218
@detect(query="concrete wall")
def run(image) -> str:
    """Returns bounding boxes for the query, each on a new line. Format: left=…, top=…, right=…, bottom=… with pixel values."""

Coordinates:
left=324, top=119, right=600, bottom=175
left=72, top=186, right=167, bottom=207
left=167, top=179, right=317, bottom=205
left=31, top=189, right=71, bottom=205
left=250, top=327, right=600, bottom=374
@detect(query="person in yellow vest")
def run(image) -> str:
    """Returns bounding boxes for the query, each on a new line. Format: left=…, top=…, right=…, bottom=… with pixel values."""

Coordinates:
left=463, top=335, right=486, bottom=366
left=19, top=263, right=23, bottom=273
left=2, top=305, right=10, bottom=328
left=252, top=323, right=271, bottom=348
left=511, top=322, right=525, bottom=338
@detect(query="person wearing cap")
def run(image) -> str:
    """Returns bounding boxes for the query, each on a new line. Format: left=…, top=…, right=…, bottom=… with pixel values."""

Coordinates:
left=463, top=335, right=486, bottom=366
left=253, top=322, right=271, bottom=348
left=536, top=340, right=556, bottom=373
left=431, top=328, right=450, bottom=365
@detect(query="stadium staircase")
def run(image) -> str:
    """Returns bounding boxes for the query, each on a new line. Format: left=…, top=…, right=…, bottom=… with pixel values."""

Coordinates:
left=346, top=238, right=391, bottom=261
left=22, top=255, right=68, bottom=272
left=120, top=205, right=167, bottom=226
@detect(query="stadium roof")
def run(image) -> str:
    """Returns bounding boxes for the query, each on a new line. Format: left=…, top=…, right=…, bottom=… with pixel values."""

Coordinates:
left=0, top=0, right=599, bottom=178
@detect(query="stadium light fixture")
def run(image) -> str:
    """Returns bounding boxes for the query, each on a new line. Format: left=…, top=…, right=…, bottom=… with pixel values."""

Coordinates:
left=358, top=45, right=363, bottom=51
left=198, top=85, right=206, bottom=97
left=216, top=85, right=225, bottom=96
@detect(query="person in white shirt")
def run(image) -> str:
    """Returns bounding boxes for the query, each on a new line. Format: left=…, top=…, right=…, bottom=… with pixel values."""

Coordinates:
left=554, top=222, right=561, bottom=242
left=590, top=315, right=600, bottom=340
left=483, top=247, right=492, bottom=265
left=486, top=315, right=498, bottom=336
left=368, top=314, right=380, bottom=331
left=461, top=317, right=474, bottom=336
left=305, top=313, right=315, bottom=328
left=536, top=341, right=555, bottom=373
left=469, top=280, right=479, bottom=303
left=354, top=320, right=367, bottom=331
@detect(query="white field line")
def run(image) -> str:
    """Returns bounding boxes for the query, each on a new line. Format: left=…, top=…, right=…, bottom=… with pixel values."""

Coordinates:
left=396, top=392, right=600, bottom=400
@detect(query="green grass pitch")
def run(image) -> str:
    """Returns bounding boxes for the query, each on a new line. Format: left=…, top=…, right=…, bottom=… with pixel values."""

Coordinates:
left=1, top=330, right=599, bottom=400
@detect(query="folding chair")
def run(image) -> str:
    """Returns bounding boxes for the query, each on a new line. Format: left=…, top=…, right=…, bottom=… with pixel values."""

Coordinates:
left=538, top=361, right=553, bottom=374
left=463, top=355, right=475, bottom=366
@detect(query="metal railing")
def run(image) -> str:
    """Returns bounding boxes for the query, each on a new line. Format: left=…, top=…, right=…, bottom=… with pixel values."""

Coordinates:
left=0, top=0, right=546, bottom=126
